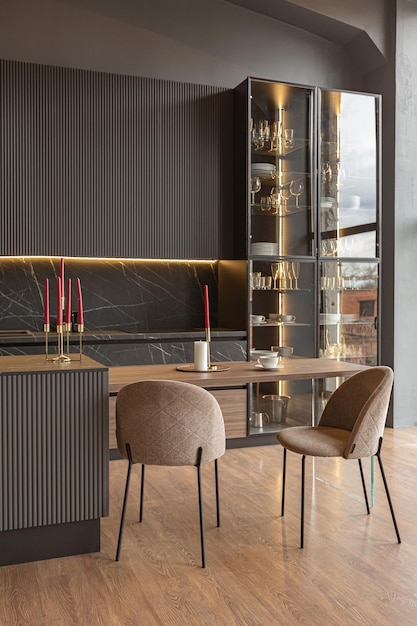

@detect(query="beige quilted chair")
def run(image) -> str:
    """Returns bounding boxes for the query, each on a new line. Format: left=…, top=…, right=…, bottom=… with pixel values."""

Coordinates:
left=277, top=366, right=401, bottom=548
left=115, top=379, right=226, bottom=568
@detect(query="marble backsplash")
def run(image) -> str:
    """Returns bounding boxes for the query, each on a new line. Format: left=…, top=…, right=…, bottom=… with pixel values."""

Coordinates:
left=0, top=258, right=220, bottom=332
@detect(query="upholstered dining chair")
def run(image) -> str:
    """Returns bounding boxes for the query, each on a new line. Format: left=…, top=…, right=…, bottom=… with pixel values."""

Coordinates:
left=115, top=379, right=226, bottom=568
left=277, top=366, right=401, bottom=548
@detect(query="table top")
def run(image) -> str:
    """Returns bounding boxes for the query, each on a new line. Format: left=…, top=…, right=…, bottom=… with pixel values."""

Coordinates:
left=108, top=358, right=368, bottom=393
left=0, top=354, right=108, bottom=374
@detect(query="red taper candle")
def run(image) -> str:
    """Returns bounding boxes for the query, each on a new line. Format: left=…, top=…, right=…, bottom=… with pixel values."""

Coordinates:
left=76, top=278, right=84, bottom=327
left=44, top=278, right=49, bottom=326
left=204, top=285, right=210, bottom=330
left=57, top=276, right=62, bottom=327
left=65, top=278, right=71, bottom=325
left=60, top=257, right=65, bottom=287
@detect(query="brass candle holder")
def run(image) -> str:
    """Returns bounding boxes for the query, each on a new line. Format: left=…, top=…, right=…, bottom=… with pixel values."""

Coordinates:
left=205, top=327, right=211, bottom=369
left=45, top=322, right=84, bottom=362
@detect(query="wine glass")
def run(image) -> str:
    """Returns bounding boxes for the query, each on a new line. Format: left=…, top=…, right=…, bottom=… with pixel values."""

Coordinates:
left=250, top=176, right=261, bottom=205
left=269, top=187, right=281, bottom=214
left=279, top=262, right=288, bottom=290
left=292, top=262, right=300, bottom=289
left=260, top=196, right=272, bottom=212
left=284, top=261, right=294, bottom=289
left=271, top=263, right=280, bottom=290
left=281, top=184, right=292, bottom=212
left=290, top=180, right=304, bottom=208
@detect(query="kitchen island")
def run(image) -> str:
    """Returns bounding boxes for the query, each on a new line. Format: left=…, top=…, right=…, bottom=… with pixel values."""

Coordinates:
left=0, top=354, right=108, bottom=566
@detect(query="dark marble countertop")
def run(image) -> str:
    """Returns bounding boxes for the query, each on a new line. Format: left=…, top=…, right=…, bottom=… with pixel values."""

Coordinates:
left=0, top=328, right=247, bottom=345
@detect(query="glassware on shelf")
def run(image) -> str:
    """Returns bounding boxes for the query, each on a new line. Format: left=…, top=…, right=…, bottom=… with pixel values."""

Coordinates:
left=271, top=263, right=280, bottom=290
left=281, top=184, right=292, bottom=212
left=285, top=261, right=294, bottom=289
left=250, top=271, right=261, bottom=290
left=260, top=196, right=272, bottom=212
left=292, top=262, right=300, bottom=289
left=321, top=160, right=332, bottom=184
left=270, top=121, right=283, bottom=151
left=284, top=128, right=294, bottom=148
left=270, top=187, right=281, bottom=214
left=290, top=180, right=304, bottom=207
left=250, top=176, right=261, bottom=205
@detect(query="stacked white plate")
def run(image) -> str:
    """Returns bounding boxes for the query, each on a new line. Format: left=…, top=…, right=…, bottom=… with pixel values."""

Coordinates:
left=250, top=242, right=279, bottom=256
left=251, top=162, right=276, bottom=179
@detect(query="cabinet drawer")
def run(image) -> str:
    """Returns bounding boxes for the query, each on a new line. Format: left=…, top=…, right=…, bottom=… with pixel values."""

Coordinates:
left=208, top=388, right=248, bottom=439
left=108, top=387, right=248, bottom=449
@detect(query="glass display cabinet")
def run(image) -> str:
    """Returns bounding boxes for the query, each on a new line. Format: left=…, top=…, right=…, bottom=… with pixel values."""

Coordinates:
left=318, top=89, right=381, bottom=400
left=234, top=79, right=381, bottom=438
left=234, top=78, right=318, bottom=436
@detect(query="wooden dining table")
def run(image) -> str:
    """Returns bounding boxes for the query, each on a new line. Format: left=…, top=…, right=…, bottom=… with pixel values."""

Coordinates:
left=108, top=357, right=368, bottom=393
left=108, top=357, right=369, bottom=445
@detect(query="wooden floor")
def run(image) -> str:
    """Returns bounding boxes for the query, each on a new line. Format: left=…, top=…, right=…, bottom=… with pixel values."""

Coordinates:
left=2, top=428, right=417, bottom=625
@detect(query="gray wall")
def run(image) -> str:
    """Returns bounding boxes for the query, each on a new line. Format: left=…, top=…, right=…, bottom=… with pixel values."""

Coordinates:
left=393, top=0, right=417, bottom=426
left=0, top=0, right=361, bottom=89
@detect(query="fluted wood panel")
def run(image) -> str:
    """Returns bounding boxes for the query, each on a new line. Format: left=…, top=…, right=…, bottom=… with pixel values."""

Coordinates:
left=0, top=60, right=233, bottom=258
left=0, top=369, right=108, bottom=531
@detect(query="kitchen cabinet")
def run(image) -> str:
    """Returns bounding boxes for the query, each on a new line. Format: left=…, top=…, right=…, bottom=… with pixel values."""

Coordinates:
left=234, top=78, right=381, bottom=437
left=0, top=355, right=108, bottom=566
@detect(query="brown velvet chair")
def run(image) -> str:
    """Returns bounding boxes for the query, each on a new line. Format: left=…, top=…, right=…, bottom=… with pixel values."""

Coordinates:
left=115, top=379, right=226, bottom=568
left=277, top=366, right=401, bottom=548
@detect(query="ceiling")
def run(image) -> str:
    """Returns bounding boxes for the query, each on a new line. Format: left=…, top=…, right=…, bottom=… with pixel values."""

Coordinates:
left=224, top=0, right=360, bottom=45
left=224, top=0, right=387, bottom=73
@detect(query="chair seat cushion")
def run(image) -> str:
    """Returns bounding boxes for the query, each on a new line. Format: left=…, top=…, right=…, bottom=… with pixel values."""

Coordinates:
left=277, top=426, right=351, bottom=457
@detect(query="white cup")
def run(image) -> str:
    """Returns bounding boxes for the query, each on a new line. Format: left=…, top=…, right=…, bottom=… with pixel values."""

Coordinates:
left=257, top=355, right=279, bottom=369
left=281, top=314, right=296, bottom=323
left=251, top=314, right=266, bottom=324
left=268, top=313, right=280, bottom=321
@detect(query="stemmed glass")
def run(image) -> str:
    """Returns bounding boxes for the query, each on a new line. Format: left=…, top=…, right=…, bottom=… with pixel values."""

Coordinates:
left=290, top=180, right=304, bottom=208
left=250, top=176, right=261, bottom=205
left=285, top=262, right=294, bottom=289
left=279, top=262, right=288, bottom=290
left=271, top=263, right=280, bottom=290
left=292, top=262, right=300, bottom=289
left=281, top=185, right=292, bottom=212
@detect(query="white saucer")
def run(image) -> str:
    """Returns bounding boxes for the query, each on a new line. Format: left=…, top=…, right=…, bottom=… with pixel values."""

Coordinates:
left=255, top=364, right=284, bottom=370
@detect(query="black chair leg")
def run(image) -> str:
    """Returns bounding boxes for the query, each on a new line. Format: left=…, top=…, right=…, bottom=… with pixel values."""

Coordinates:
left=281, top=447, right=287, bottom=517
left=214, top=458, right=220, bottom=527
left=196, top=446, right=206, bottom=568
left=116, top=444, right=133, bottom=561
left=376, top=439, right=401, bottom=544
left=300, top=455, right=306, bottom=548
left=139, top=463, right=145, bottom=522
left=358, top=458, right=370, bottom=514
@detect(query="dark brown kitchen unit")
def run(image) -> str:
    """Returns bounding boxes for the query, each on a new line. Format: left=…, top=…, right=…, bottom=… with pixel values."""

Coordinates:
left=0, top=355, right=109, bottom=566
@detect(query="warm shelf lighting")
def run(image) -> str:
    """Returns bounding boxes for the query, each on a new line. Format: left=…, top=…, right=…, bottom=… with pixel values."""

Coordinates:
left=1, top=256, right=218, bottom=263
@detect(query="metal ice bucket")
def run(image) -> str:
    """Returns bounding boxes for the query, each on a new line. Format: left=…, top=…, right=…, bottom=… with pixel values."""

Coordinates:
left=262, top=394, right=290, bottom=423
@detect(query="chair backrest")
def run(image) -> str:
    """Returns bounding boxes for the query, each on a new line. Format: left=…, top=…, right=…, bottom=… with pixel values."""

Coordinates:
left=318, top=366, right=394, bottom=459
left=116, top=380, right=226, bottom=466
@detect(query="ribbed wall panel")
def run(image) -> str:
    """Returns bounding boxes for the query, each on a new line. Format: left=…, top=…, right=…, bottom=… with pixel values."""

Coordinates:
left=0, top=370, right=108, bottom=531
left=0, top=60, right=232, bottom=258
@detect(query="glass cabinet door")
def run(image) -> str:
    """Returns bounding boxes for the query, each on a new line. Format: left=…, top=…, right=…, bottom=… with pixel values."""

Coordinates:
left=319, top=90, right=381, bottom=260
left=249, top=79, right=315, bottom=258
left=320, top=260, right=379, bottom=366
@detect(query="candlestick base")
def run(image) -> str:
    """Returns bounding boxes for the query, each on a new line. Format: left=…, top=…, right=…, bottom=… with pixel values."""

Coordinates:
left=44, top=327, right=84, bottom=362
left=52, top=353, right=72, bottom=363
left=176, top=364, right=230, bottom=373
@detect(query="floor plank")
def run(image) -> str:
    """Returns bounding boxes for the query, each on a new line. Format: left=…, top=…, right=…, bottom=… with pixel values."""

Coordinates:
left=1, top=427, right=417, bottom=625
